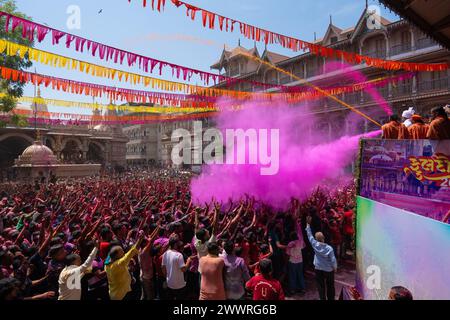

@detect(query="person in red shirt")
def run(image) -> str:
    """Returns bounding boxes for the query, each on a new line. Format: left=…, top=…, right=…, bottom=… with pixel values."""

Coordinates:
left=382, top=115, right=402, bottom=139
left=342, top=206, right=354, bottom=258
left=246, top=259, right=284, bottom=301
left=249, top=241, right=273, bottom=275
left=247, top=233, right=259, bottom=266
left=408, top=115, right=429, bottom=139
left=327, top=219, right=342, bottom=259
left=234, top=234, right=250, bottom=266
left=99, top=227, right=113, bottom=260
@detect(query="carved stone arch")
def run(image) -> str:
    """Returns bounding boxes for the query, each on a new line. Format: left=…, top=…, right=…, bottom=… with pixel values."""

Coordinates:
left=61, top=137, right=83, bottom=151
left=89, top=140, right=105, bottom=152
left=0, top=132, right=34, bottom=144
left=87, top=140, right=106, bottom=164
left=43, top=135, right=56, bottom=150
left=60, top=138, right=83, bottom=162
left=0, top=132, right=34, bottom=168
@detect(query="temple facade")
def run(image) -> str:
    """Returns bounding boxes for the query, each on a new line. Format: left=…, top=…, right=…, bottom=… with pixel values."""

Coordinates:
left=210, top=9, right=450, bottom=140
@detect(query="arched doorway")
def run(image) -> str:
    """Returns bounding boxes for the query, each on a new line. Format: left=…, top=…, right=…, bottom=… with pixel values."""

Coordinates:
left=0, top=134, right=33, bottom=168
left=87, top=142, right=105, bottom=164
left=44, top=137, right=55, bottom=150
left=61, top=140, right=82, bottom=163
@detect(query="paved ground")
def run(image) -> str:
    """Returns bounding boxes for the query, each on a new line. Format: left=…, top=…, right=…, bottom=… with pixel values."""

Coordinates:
left=286, top=259, right=356, bottom=300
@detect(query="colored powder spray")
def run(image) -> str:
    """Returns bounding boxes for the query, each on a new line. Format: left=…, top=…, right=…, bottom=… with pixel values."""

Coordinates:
left=190, top=99, right=381, bottom=209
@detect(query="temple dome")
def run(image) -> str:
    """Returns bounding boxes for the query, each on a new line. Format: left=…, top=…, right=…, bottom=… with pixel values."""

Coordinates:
left=93, top=124, right=112, bottom=132
left=15, top=141, right=58, bottom=166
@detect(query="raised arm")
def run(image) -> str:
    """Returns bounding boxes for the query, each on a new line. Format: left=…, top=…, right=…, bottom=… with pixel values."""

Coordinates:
left=305, top=216, right=318, bottom=248
left=38, top=216, right=67, bottom=257
left=194, top=209, right=200, bottom=233
left=442, top=209, right=450, bottom=223
left=14, top=220, right=28, bottom=245
left=142, top=226, right=160, bottom=254
left=211, top=204, right=220, bottom=236
left=84, top=218, right=102, bottom=242
left=79, top=245, right=99, bottom=274
left=243, top=210, right=257, bottom=234
left=117, top=232, right=144, bottom=266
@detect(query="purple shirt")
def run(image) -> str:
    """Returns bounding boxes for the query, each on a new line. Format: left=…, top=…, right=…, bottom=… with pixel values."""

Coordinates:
left=154, top=237, right=169, bottom=247
left=220, top=252, right=250, bottom=300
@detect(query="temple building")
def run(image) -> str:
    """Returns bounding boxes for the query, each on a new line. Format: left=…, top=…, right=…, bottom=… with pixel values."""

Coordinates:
left=0, top=93, right=128, bottom=181
left=13, top=138, right=101, bottom=182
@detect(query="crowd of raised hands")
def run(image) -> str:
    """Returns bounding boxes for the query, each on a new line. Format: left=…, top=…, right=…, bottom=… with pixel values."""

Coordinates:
left=0, top=170, right=355, bottom=300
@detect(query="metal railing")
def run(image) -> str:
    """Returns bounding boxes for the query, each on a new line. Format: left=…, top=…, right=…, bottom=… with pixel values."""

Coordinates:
left=418, top=78, right=449, bottom=92
left=393, top=83, right=413, bottom=96
left=362, top=50, right=387, bottom=59
left=279, top=75, right=292, bottom=85
left=327, top=98, right=342, bottom=108
left=344, top=93, right=361, bottom=105
left=378, top=87, right=389, bottom=98
left=126, top=151, right=148, bottom=156
left=390, top=43, right=411, bottom=56
left=306, top=68, right=318, bottom=78
left=416, top=37, right=436, bottom=49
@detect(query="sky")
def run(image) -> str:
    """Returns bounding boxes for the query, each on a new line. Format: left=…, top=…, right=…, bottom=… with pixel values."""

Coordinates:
left=10, top=0, right=400, bottom=115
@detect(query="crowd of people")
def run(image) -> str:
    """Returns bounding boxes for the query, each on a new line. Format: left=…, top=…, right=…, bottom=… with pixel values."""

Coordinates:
left=0, top=171, right=356, bottom=301
left=381, top=105, right=450, bottom=139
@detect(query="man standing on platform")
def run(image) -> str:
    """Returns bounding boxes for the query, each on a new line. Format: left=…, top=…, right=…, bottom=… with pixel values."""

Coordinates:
left=408, top=115, right=429, bottom=139
left=427, top=106, right=450, bottom=139
left=402, top=106, right=415, bottom=128
left=382, top=115, right=409, bottom=139
left=306, top=216, right=337, bottom=300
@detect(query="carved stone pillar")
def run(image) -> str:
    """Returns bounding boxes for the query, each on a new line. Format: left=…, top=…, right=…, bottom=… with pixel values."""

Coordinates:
left=412, top=74, right=418, bottom=94
left=409, top=27, right=415, bottom=50
left=54, top=135, right=63, bottom=160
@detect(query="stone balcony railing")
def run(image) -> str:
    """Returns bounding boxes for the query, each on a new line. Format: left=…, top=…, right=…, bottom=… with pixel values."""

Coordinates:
left=418, top=77, right=449, bottom=92
left=362, top=50, right=387, bottom=59
left=126, top=151, right=148, bottom=156
left=416, top=37, right=437, bottom=49
left=390, top=43, right=412, bottom=56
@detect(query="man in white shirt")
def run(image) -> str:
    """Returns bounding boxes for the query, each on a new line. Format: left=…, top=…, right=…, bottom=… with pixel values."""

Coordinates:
left=162, top=236, right=192, bottom=300
left=58, top=245, right=98, bottom=300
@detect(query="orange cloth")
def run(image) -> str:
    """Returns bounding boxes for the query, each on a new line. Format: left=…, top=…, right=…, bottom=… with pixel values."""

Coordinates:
left=408, top=123, right=429, bottom=139
left=199, top=255, right=226, bottom=300
left=382, top=121, right=401, bottom=139
left=427, top=116, right=450, bottom=139
left=398, top=124, right=410, bottom=139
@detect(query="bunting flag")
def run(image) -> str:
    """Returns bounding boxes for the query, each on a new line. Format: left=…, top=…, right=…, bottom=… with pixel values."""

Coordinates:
left=6, top=108, right=217, bottom=125
left=0, top=39, right=293, bottom=100
left=132, top=0, right=450, bottom=72
left=0, top=60, right=415, bottom=109
left=0, top=11, right=303, bottom=91
left=0, top=65, right=219, bottom=107
left=5, top=69, right=410, bottom=115
left=10, top=95, right=217, bottom=114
